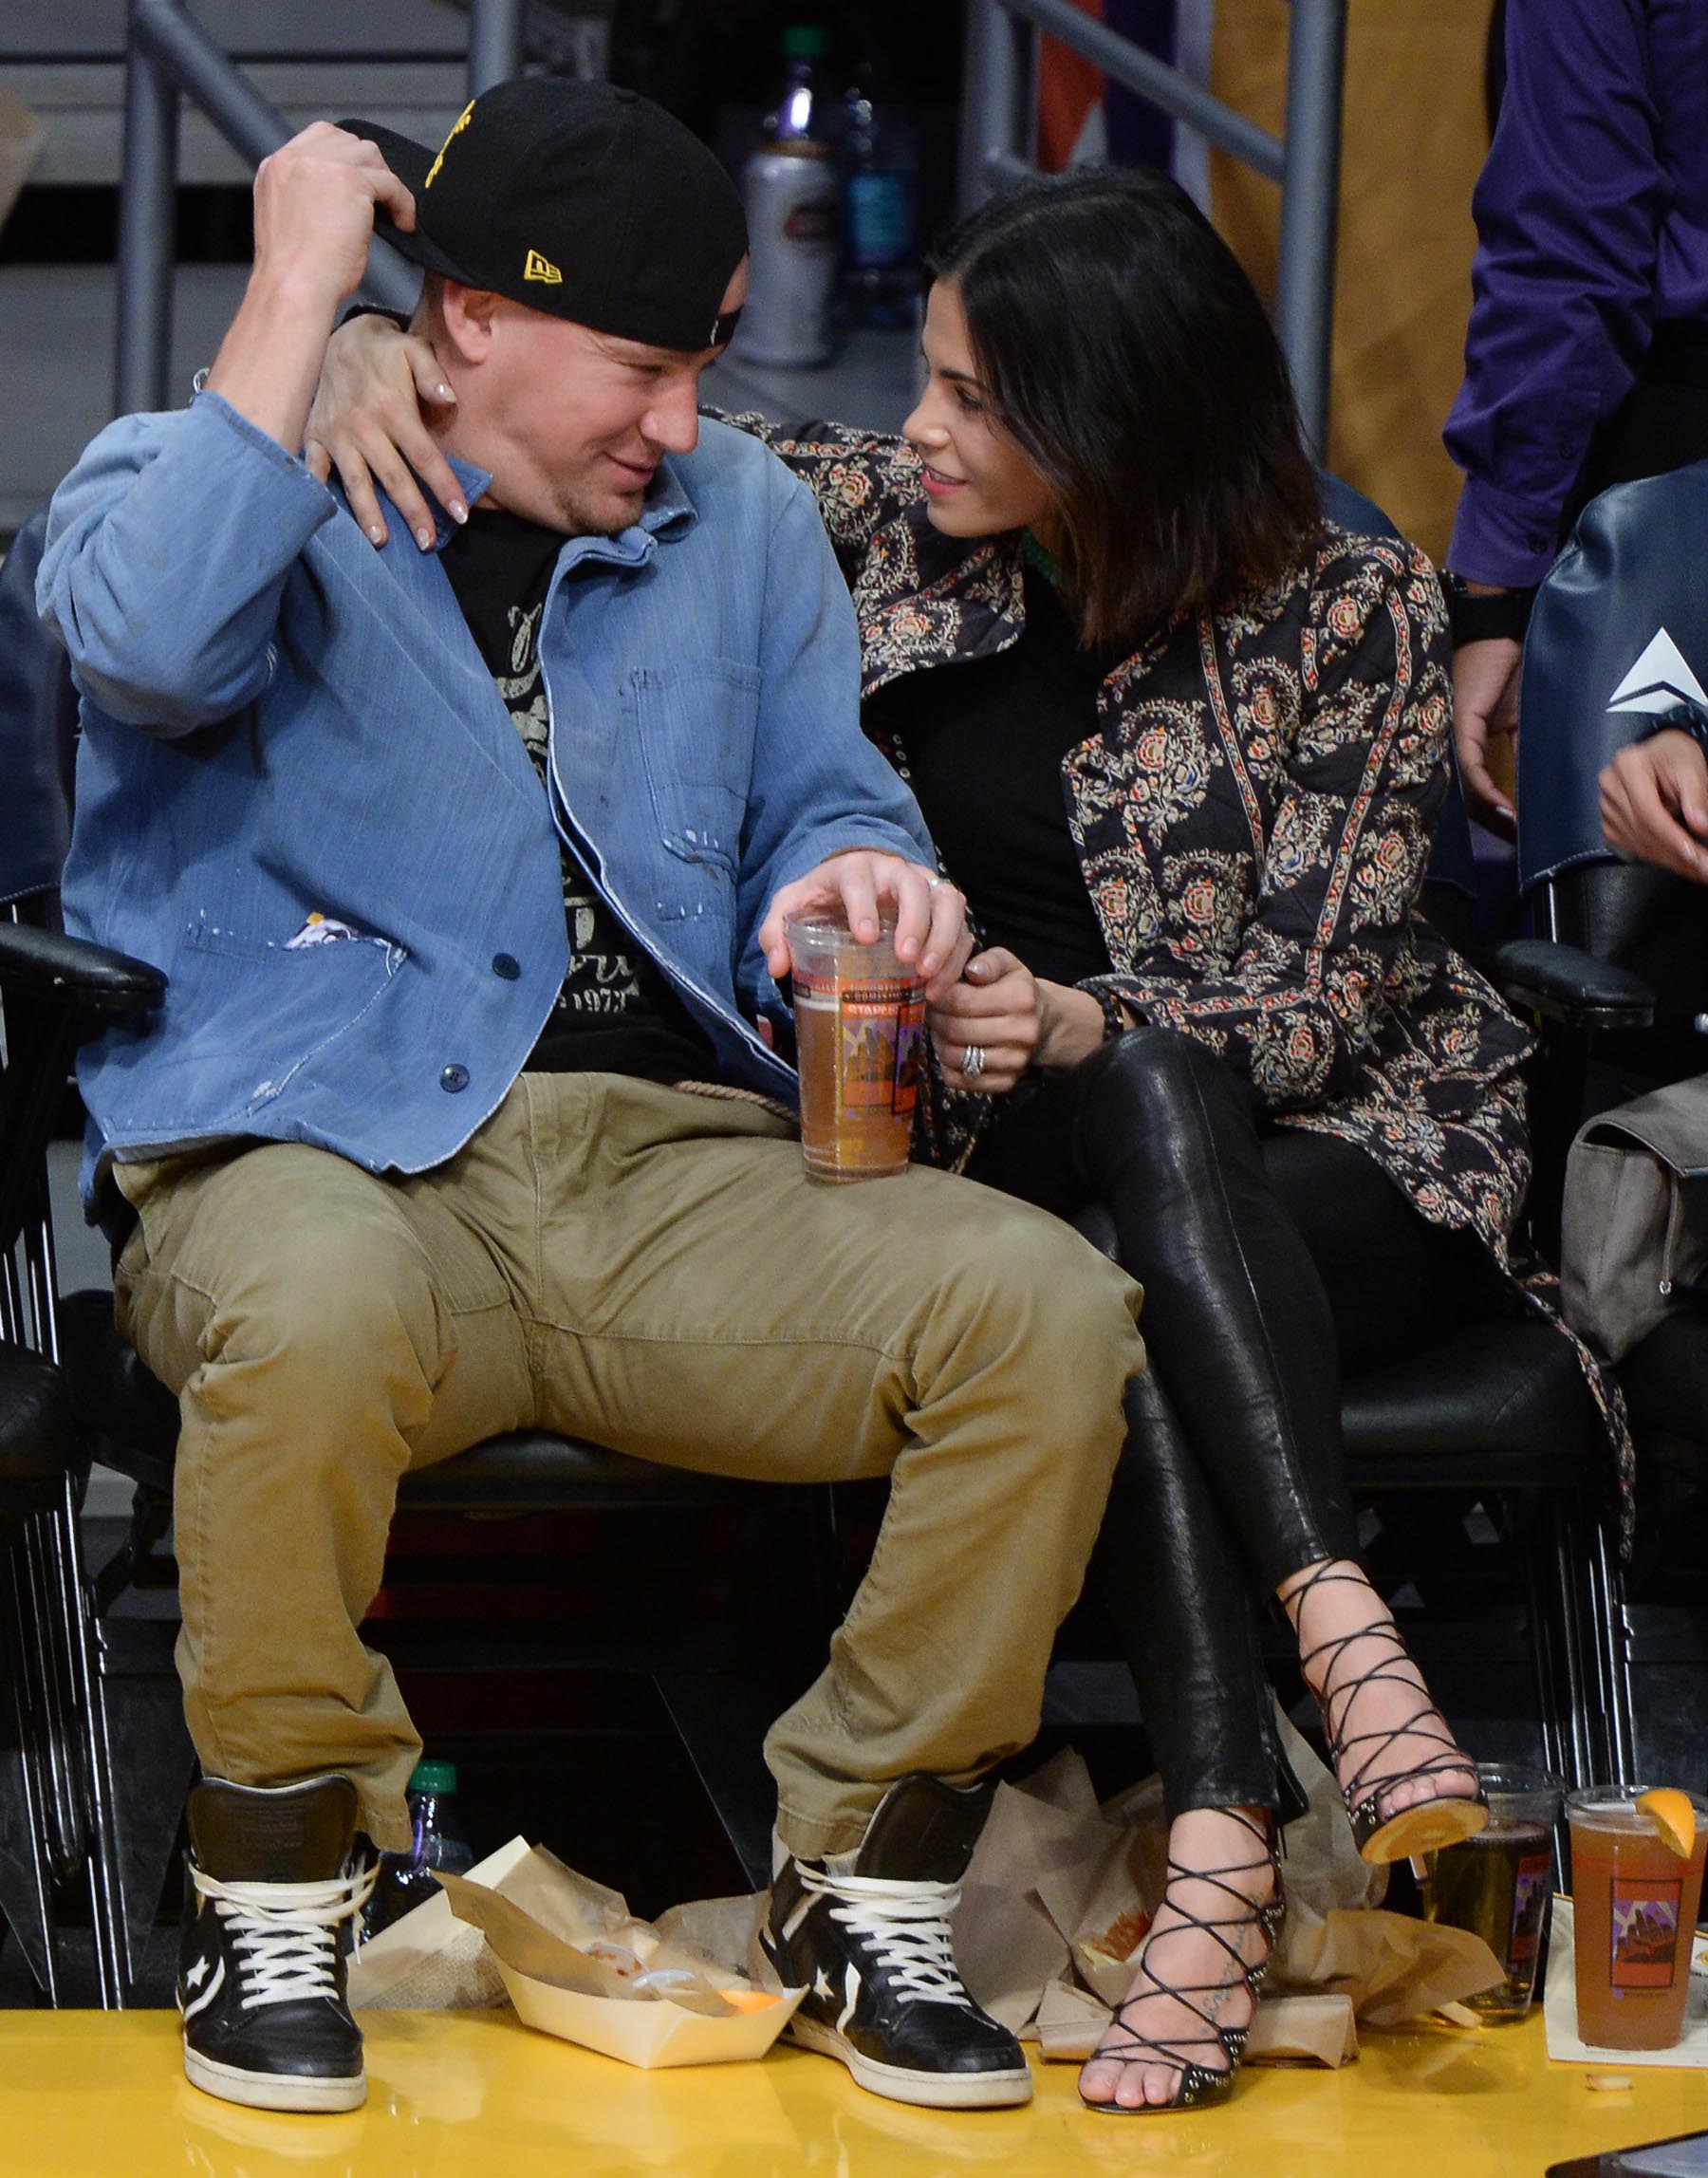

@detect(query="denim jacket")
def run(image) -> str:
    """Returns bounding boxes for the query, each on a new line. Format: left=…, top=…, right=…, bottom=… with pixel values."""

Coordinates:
left=39, top=394, right=931, bottom=1198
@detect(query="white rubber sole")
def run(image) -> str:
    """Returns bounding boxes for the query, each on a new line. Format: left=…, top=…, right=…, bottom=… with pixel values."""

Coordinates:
left=785, top=2015, right=1033, bottom=2110
left=183, top=2043, right=366, bottom=2113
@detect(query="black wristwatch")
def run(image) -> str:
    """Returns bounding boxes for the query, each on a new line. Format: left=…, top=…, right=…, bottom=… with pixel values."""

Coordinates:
left=1441, top=570, right=1536, bottom=648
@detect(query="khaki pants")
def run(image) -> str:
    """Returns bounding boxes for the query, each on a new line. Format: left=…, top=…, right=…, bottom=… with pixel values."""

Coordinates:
left=114, top=1073, right=1143, bottom=1856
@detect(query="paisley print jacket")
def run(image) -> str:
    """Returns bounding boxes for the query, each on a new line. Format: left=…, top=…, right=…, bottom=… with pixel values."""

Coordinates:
left=728, top=417, right=1632, bottom=1527
left=738, top=420, right=1533, bottom=1241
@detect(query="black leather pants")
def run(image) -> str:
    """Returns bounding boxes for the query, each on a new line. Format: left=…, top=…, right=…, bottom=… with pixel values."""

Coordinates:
left=971, top=1025, right=1476, bottom=1816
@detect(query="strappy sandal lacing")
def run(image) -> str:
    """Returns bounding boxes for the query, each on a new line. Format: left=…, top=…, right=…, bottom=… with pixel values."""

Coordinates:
left=1285, top=1559, right=1489, bottom=1865
left=1079, top=1810, right=1282, bottom=2116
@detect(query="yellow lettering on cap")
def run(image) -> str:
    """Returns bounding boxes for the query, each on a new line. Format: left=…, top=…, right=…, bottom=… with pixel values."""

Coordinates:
left=524, top=250, right=564, bottom=285
left=424, top=101, right=474, bottom=190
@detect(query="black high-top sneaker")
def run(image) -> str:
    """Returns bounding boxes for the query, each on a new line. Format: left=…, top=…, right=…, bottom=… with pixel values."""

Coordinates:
left=177, top=1775, right=375, bottom=2113
left=760, top=1774, right=1031, bottom=2109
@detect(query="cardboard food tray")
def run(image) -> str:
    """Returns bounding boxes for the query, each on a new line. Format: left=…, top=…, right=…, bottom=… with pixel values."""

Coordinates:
left=493, top=1959, right=806, bottom=2069
left=435, top=1849, right=808, bottom=2070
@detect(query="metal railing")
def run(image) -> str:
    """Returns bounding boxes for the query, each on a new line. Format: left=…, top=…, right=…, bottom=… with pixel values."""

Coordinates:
left=115, top=0, right=526, bottom=416
left=958, top=0, right=1348, bottom=453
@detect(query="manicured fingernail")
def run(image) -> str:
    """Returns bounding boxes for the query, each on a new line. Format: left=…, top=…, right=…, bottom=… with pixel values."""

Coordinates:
left=436, top=383, right=456, bottom=401
left=450, top=499, right=468, bottom=524
left=415, top=526, right=435, bottom=549
left=367, top=523, right=384, bottom=544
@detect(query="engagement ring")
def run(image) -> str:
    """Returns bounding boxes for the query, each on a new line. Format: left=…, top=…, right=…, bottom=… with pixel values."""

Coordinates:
left=963, top=1043, right=988, bottom=1081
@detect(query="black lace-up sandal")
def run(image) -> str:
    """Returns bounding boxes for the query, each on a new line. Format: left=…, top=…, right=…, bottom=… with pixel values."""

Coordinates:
left=1286, top=1559, right=1490, bottom=1865
left=1078, top=1809, right=1282, bottom=2116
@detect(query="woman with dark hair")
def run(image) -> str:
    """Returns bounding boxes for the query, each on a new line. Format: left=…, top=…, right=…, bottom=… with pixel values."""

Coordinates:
left=308, top=165, right=1539, bottom=2116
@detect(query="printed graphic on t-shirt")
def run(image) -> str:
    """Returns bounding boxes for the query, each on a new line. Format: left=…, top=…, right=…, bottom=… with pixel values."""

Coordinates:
left=497, top=600, right=647, bottom=1019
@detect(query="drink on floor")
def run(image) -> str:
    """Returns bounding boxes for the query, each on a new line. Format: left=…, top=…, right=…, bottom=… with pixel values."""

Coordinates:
left=1569, top=1789, right=1708, bottom=2050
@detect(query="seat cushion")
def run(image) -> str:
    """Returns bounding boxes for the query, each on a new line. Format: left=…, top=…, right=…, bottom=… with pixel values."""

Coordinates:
left=1072, top=1205, right=1596, bottom=1490
left=1342, top=1318, right=1598, bottom=1487
left=397, top=1431, right=801, bottom=1513
left=0, top=1340, right=74, bottom=1511
left=1620, top=1312, right=1708, bottom=1442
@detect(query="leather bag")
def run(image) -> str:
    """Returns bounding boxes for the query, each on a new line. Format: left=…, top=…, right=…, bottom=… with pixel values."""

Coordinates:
left=1561, top=1075, right=1708, bottom=1362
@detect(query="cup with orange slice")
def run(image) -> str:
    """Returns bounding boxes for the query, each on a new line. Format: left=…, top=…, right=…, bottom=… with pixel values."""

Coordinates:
left=1567, top=1784, right=1708, bottom=2050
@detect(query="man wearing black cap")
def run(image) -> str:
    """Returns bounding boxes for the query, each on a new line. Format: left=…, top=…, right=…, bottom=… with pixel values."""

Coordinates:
left=38, top=82, right=1143, bottom=2118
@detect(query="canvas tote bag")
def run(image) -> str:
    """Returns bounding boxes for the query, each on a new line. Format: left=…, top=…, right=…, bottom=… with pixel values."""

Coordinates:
left=1561, top=1075, right=1708, bottom=1362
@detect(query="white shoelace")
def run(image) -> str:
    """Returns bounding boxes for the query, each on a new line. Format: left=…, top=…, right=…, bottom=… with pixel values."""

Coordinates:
left=799, top=1866, right=973, bottom=2009
left=191, top=1862, right=376, bottom=2011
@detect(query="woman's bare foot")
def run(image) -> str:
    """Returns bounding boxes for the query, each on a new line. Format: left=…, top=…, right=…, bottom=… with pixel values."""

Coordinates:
left=1078, top=1806, right=1277, bottom=2113
left=1278, top=1557, right=1483, bottom=1856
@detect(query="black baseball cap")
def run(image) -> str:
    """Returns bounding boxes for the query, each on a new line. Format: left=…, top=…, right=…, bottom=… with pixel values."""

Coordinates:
left=342, top=79, right=747, bottom=353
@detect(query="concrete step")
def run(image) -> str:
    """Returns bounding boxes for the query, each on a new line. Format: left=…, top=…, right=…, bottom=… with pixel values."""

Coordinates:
left=5, top=0, right=475, bottom=185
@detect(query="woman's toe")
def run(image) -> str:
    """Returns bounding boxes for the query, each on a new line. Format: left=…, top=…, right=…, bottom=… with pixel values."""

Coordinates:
left=1079, top=2056, right=1121, bottom=2104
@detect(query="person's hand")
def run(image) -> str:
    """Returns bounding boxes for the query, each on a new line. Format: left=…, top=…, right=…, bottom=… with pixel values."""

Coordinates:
left=204, top=124, right=417, bottom=458
left=250, top=122, right=416, bottom=317
left=758, top=854, right=970, bottom=998
left=1452, top=635, right=1523, bottom=838
left=306, top=316, right=468, bottom=549
left=928, top=952, right=1109, bottom=1094
left=1600, top=729, right=1708, bottom=884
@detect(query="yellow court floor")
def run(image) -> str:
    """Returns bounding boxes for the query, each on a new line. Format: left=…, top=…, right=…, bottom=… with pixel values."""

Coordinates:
left=4, top=2007, right=1704, bottom=2178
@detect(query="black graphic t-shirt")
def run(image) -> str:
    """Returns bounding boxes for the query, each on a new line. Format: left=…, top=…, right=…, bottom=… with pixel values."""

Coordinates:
left=438, top=506, right=715, bottom=1084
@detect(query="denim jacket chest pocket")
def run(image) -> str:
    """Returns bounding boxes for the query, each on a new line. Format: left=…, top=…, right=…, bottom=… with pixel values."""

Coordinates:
left=629, top=660, right=760, bottom=920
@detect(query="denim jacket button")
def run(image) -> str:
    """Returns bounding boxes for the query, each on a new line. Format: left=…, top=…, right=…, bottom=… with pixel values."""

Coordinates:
left=439, top=1064, right=470, bottom=1092
left=492, top=952, right=521, bottom=980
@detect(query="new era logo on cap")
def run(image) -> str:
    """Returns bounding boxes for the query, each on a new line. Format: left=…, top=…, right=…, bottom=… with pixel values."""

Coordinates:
left=1607, top=627, right=1708, bottom=717
left=524, top=250, right=563, bottom=285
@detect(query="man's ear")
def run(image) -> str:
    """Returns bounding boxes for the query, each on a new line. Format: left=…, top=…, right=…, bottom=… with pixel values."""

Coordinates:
left=439, top=283, right=500, bottom=364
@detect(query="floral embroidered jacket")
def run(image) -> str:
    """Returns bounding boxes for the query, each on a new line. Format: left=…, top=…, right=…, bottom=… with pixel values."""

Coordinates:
left=740, top=419, right=1537, bottom=1259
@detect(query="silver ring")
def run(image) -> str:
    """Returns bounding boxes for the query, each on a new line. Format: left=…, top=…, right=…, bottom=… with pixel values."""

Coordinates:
left=926, top=875, right=942, bottom=891
left=962, top=1043, right=988, bottom=1081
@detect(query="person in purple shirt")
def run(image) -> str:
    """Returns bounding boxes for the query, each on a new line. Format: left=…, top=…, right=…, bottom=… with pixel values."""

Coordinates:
left=1442, top=0, right=1708, bottom=835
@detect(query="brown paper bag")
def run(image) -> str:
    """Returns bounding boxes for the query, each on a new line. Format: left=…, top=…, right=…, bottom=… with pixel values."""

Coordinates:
left=1274, top=1904, right=1506, bottom=2028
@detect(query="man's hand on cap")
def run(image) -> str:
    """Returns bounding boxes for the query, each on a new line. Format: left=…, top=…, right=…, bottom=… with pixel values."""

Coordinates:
left=251, top=122, right=417, bottom=315
left=203, top=123, right=417, bottom=462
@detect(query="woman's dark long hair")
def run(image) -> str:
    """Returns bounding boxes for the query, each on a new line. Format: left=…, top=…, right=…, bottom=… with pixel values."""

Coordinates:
left=928, top=166, right=1322, bottom=646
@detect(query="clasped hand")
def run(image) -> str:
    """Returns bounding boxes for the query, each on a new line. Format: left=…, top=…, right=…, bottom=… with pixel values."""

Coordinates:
left=929, top=948, right=1109, bottom=1093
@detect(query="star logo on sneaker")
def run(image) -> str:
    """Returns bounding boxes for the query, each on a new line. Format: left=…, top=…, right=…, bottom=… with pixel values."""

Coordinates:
left=183, top=1956, right=210, bottom=1989
left=812, top=1966, right=835, bottom=2002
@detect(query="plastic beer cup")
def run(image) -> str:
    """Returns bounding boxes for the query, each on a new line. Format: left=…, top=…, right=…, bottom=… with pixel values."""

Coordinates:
left=1567, top=1787, right=1708, bottom=2050
left=784, top=912, right=926, bottom=1182
left=1420, top=1763, right=1561, bottom=2021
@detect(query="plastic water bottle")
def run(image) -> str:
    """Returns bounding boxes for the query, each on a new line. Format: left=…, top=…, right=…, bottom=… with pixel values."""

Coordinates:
left=840, top=59, right=918, bottom=330
left=735, top=25, right=841, bottom=367
left=365, top=1759, right=475, bottom=1936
